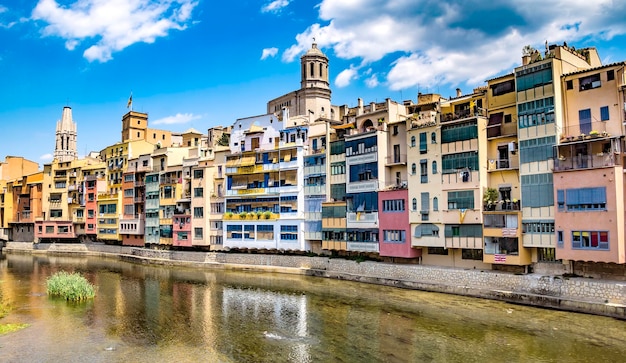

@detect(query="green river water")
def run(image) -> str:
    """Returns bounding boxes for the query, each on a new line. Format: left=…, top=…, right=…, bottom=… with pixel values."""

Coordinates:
left=0, top=253, right=625, bottom=363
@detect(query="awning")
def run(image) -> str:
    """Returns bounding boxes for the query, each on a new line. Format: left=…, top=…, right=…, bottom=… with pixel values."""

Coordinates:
left=240, top=156, right=256, bottom=166
left=332, top=122, right=355, bottom=130
left=414, top=223, right=439, bottom=238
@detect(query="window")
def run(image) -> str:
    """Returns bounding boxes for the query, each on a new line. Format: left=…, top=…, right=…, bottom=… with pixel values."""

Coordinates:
left=579, top=109, right=592, bottom=134
left=428, top=247, right=448, bottom=255
left=521, top=173, right=553, bottom=208
left=412, top=198, right=417, bottom=211
left=517, top=97, right=555, bottom=129
left=431, top=132, right=436, bottom=144
left=515, top=63, right=552, bottom=92
left=349, top=162, right=377, bottom=182
left=491, top=79, right=515, bottom=96
left=600, top=106, right=609, bottom=121
left=607, top=69, right=615, bottom=81
left=280, top=225, right=298, bottom=240
left=572, top=231, right=609, bottom=250
left=557, top=187, right=606, bottom=211
left=523, top=222, right=555, bottom=234
left=566, top=80, right=573, bottom=90
left=433, top=197, right=438, bottom=211
left=393, top=125, right=399, bottom=135
left=55, top=181, right=66, bottom=189
left=579, top=73, right=601, bottom=91
left=462, top=249, right=483, bottom=260
left=76, top=210, right=84, bottom=218
left=421, top=192, right=429, bottom=221
left=447, top=191, right=474, bottom=210
left=420, top=160, right=427, bottom=183
left=519, top=136, right=556, bottom=163
left=99, top=204, right=117, bottom=214
left=411, top=163, right=417, bottom=175
left=193, top=169, right=204, bottom=178
left=227, top=224, right=242, bottom=239
left=194, top=187, right=203, bottom=197
left=504, top=114, right=512, bottom=123
left=88, top=209, right=94, bottom=218
left=382, top=199, right=405, bottom=212
left=331, top=162, right=345, bottom=175
left=419, top=132, right=427, bottom=154
left=432, top=161, right=437, bottom=174
left=538, top=247, right=557, bottom=262
left=124, top=189, right=134, bottom=197
left=410, top=136, right=416, bottom=147
left=383, top=230, right=405, bottom=243
left=193, top=207, right=204, bottom=218
left=442, top=152, right=478, bottom=173
left=124, top=205, right=134, bottom=215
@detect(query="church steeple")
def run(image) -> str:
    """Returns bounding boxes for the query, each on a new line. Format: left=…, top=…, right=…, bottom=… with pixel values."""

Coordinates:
left=300, top=41, right=330, bottom=91
left=54, top=106, right=78, bottom=162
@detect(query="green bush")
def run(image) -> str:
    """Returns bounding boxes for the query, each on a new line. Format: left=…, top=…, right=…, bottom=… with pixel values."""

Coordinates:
left=46, top=271, right=96, bottom=302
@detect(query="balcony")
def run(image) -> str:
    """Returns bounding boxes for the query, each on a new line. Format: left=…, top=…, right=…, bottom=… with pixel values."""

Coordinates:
left=554, top=153, right=618, bottom=171
left=304, top=164, right=325, bottom=175
left=385, top=154, right=407, bottom=166
left=223, top=212, right=280, bottom=221
left=383, top=180, right=408, bottom=190
left=304, top=184, right=325, bottom=195
left=442, top=108, right=487, bottom=123
left=304, top=231, right=322, bottom=240
left=487, top=157, right=519, bottom=171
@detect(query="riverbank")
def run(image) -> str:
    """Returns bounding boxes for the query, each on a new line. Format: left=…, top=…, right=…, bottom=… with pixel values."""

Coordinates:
left=4, top=241, right=626, bottom=319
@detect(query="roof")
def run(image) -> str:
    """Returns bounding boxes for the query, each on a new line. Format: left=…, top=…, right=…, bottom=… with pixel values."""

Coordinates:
left=302, top=42, right=327, bottom=58
left=562, top=61, right=626, bottom=77
left=485, top=72, right=515, bottom=83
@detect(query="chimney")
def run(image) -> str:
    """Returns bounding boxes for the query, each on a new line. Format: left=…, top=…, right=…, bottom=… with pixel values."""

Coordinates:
left=370, top=102, right=376, bottom=113
left=522, top=55, right=531, bottom=65
left=456, top=88, right=462, bottom=97
left=357, top=98, right=363, bottom=116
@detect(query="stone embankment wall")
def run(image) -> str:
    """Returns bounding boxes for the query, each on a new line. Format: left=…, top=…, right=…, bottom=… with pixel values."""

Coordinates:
left=4, top=242, right=626, bottom=319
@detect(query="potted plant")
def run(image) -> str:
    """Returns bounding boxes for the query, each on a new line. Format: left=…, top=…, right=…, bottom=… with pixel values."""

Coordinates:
left=590, top=130, right=599, bottom=138
left=483, top=187, right=498, bottom=211
left=239, top=211, right=247, bottom=220
left=263, top=211, right=272, bottom=219
left=225, top=211, right=233, bottom=219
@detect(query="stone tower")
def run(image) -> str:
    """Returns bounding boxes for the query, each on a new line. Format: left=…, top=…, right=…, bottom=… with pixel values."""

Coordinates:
left=54, top=106, right=78, bottom=162
left=300, top=42, right=331, bottom=92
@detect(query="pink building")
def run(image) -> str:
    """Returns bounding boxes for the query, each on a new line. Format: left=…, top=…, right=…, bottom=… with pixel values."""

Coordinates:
left=378, top=189, right=421, bottom=258
left=554, top=63, right=626, bottom=264
left=173, top=213, right=192, bottom=247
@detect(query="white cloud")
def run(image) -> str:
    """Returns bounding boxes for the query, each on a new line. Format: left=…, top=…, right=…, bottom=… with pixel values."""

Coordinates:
left=0, top=5, right=7, bottom=14
left=335, top=66, right=358, bottom=88
left=365, top=73, right=379, bottom=88
left=40, top=153, right=53, bottom=161
left=31, top=0, right=199, bottom=62
left=261, top=47, right=278, bottom=60
left=262, top=0, right=290, bottom=13
left=152, top=112, right=201, bottom=125
left=285, top=0, right=626, bottom=91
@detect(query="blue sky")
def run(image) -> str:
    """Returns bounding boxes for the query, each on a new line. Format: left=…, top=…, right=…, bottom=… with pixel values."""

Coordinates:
left=1, top=0, right=625, bottom=166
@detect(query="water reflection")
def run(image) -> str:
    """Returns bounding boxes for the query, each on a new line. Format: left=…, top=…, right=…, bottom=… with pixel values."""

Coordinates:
left=1, top=253, right=625, bottom=363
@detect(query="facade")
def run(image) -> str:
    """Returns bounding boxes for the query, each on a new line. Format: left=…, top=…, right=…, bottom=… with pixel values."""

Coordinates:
left=483, top=74, right=530, bottom=266
left=554, top=62, right=626, bottom=263
left=516, top=44, right=601, bottom=258
left=8, top=172, right=43, bottom=242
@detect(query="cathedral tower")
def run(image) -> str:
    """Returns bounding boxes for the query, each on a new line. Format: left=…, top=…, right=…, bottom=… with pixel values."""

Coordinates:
left=54, top=106, right=78, bottom=162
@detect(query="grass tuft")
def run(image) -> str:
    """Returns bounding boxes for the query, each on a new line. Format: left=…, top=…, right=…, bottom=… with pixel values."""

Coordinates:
left=46, top=271, right=96, bottom=301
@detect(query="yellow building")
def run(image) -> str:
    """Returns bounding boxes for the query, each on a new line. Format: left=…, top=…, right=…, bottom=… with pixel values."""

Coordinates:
left=483, top=73, right=531, bottom=267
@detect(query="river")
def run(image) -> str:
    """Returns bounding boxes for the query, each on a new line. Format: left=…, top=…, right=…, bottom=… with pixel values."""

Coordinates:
left=0, top=253, right=625, bottom=362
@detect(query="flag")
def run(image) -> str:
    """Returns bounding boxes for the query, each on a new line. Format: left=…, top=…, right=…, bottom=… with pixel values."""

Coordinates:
left=127, top=93, right=133, bottom=109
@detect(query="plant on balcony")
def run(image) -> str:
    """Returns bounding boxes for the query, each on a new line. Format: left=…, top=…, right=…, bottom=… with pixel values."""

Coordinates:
left=483, top=187, right=499, bottom=211
left=256, top=211, right=263, bottom=219
left=263, top=211, right=272, bottom=219
left=589, top=130, right=599, bottom=136
left=225, top=211, right=233, bottom=219
left=239, top=212, right=247, bottom=220
left=602, top=131, right=609, bottom=137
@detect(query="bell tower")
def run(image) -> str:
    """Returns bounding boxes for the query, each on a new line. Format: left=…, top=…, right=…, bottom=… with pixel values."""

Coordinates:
left=300, top=41, right=330, bottom=91
left=54, top=106, right=78, bottom=162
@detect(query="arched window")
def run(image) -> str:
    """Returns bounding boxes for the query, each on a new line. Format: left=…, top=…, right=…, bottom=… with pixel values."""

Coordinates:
left=433, top=197, right=439, bottom=211
left=432, top=161, right=438, bottom=174
left=310, top=63, right=314, bottom=77
left=412, top=198, right=417, bottom=211
left=410, top=136, right=416, bottom=147
left=411, top=163, right=417, bottom=175
left=431, top=132, right=437, bottom=144
left=320, top=63, right=323, bottom=77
